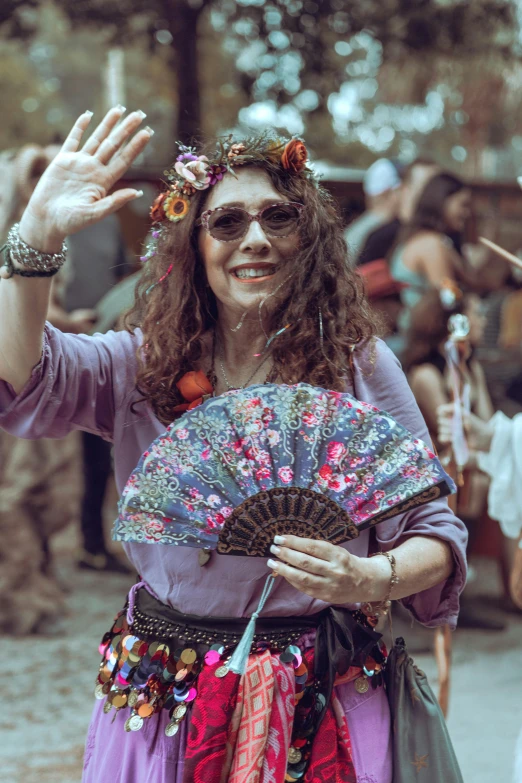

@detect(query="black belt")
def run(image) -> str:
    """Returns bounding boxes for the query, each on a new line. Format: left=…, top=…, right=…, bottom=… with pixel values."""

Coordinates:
left=130, top=586, right=384, bottom=684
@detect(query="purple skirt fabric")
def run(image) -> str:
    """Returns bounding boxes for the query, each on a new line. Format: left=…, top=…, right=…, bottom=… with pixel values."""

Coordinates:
left=82, top=679, right=392, bottom=783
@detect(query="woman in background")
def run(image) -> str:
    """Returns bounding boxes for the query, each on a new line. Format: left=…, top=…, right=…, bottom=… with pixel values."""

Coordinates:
left=390, top=172, right=478, bottom=342
left=0, top=145, right=94, bottom=634
left=403, top=290, right=506, bottom=629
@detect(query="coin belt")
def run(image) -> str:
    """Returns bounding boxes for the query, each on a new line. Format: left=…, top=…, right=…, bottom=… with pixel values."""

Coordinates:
left=94, top=601, right=385, bottom=781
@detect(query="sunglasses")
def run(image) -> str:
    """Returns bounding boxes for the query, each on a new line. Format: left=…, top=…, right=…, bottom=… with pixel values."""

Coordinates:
left=196, top=202, right=304, bottom=242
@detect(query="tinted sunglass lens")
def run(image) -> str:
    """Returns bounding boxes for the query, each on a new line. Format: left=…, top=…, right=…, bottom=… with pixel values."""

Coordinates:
left=208, top=209, right=247, bottom=240
left=261, top=204, right=301, bottom=235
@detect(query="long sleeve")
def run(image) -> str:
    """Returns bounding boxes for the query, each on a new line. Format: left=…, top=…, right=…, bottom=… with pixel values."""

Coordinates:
left=0, top=322, right=140, bottom=441
left=353, top=339, right=468, bottom=629
left=477, top=411, right=522, bottom=539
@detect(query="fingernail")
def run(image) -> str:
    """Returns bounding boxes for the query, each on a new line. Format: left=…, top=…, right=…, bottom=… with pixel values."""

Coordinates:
left=274, top=536, right=286, bottom=545
left=270, top=544, right=280, bottom=556
left=267, top=559, right=278, bottom=569
left=137, top=110, right=147, bottom=119
left=518, top=176, right=522, bottom=188
left=144, top=126, right=155, bottom=136
left=85, top=110, right=93, bottom=117
left=134, top=190, right=144, bottom=198
left=116, top=104, right=126, bottom=112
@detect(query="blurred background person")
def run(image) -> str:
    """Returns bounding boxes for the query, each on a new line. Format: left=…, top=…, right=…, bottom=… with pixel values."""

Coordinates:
left=0, top=144, right=95, bottom=634
left=357, top=157, right=440, bottom=267
left=437, top=401, right=522, bottom=613
left=390, top=172, right=475, bottom=310
left=52, top=212, right=134, bottom=574
left=402, top=289, right=507, bottom=629
left=355, top=158, right=441, bottom=351
left=344, top=157, right=401, bottom=263
left=478, top=260, right=522, bottom=417
left=57, top=156, right=135, bottom=573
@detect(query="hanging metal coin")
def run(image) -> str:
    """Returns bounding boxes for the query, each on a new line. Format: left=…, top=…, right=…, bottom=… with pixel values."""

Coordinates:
left=124, top=717, right=133, bottom=732
left=288, top=747, right=303, bottom=764
left=173, top=703, right=188, bottom=720
left=112, top=693, right=128, bottom=709
left=165, top=720, right=180, bottom=737
left=128, top=714, right=144, bottom=732
left=127, top=691, right=139, bottom=708
left=355, top=675, right=369, bottom=694
left=215, top=665, right=229, bottom=678
left=94, top=684, right=106, bottom=700
left=103, top=701, right=113, bottom=714
left=180, top=648, right=197, bottom=665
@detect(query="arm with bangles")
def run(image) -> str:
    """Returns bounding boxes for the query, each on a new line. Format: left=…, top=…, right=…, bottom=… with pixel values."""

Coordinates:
left=267, top=533, right=453, bottom=609
left=0, top=107, right=150, bottom=394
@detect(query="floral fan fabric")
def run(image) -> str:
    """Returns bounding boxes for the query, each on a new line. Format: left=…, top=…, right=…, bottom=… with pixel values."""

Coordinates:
left=113, top=383, right=455, bottom=550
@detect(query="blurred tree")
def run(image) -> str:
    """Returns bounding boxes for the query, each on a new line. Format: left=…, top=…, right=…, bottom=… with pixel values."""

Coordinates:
left=2, top=0, right=520, bottom=145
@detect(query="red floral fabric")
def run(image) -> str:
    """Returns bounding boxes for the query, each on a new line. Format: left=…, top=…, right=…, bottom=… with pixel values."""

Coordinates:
left=183, top=662, right=241, bottom=783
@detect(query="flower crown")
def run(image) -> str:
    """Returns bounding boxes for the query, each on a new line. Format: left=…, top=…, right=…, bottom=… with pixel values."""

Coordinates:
left=149, top=135, right=313, bottom=227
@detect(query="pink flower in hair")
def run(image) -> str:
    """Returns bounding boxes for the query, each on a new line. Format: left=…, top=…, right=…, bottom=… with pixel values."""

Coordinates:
left=174, top=155, right=211, bottom=190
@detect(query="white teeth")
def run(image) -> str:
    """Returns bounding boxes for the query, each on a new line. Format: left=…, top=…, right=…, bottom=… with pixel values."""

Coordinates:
left=234, top=267, right=275, bottom=279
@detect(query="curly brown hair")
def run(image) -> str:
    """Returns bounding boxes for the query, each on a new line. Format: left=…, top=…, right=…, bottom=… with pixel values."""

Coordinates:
left=125, top=136, right=381, bottom=425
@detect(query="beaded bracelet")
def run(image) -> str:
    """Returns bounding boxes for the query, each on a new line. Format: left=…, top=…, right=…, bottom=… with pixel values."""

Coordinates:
left=361, top=551, right=399, bottom=618
left=7, top=223, right=66, bottom=273
left=0, top=245, right=59, bottom=279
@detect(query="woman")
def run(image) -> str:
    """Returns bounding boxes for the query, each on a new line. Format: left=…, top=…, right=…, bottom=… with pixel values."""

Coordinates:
left=437, top=402, right=522, bottom=611
left=403, top=290, right=491, bottom=442
left=390, top=171, right=476, bottom=337
left=0, top=144, right=95, bottom=635
left=403, top=290, right=492, bottom=516
left=0, top=108, right=467, bottom=782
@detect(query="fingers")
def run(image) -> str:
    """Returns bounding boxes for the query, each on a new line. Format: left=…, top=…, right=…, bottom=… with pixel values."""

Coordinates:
left=61, top=111, right=95, bottom=153
left=82, top=106, right=127, bottom=156
left=267, top=558, right=325, bottom=594
left=107, top=127, right=154, bottom=181
left=269, top=540, right=332, bottom=576
left=88, top=188, right=144, bottom=222
left=272, top=535, right=336, bottom=561
left=95, top=110, right=148, bottom=165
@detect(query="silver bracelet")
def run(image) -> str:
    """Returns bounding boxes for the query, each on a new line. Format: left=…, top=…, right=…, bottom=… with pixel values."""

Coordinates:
left=7, top=223, right=67, bottom=272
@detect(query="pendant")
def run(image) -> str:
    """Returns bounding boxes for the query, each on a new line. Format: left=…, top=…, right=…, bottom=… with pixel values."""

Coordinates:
left=198, top=548, right=211, bottom=566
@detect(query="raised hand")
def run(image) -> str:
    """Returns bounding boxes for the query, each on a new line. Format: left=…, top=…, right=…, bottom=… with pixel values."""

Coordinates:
left=19, top=107, right=153, bottom=251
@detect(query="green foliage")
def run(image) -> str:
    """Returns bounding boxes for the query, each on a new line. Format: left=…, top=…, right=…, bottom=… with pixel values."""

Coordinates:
left=1, top=0, right=521, bottom=172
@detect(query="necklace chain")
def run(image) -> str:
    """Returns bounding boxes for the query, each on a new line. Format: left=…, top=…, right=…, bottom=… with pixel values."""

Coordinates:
left=217, top=350, right=272, bottom=391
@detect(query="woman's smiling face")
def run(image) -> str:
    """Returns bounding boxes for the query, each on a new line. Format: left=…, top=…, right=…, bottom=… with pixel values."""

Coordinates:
left=197, top=167, right=300, bottom=319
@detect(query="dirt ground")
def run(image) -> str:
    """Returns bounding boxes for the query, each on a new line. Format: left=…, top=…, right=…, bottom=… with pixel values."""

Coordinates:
left=1, top=524, right=521, bottom=783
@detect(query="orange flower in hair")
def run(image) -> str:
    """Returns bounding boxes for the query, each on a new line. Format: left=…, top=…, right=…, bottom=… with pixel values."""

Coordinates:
left=164, top=192, right=191, bottom=223
left=150, top=192, right=168, bottom=224
left=281, top=139, right=308, bottom=173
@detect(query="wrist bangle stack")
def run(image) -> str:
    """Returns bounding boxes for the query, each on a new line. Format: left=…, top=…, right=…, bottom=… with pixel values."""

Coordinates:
left=3, top=222, right=67, bottom=275
left=0, top=245, right=60, bottom=279
left=361, top=551, right=399, bottom=618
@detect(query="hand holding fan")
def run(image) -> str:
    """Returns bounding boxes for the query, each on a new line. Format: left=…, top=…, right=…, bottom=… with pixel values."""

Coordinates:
left=114, top=383, right=455, bottom=554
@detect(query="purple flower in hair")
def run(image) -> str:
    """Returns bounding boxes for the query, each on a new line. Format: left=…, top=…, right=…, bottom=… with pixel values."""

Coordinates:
left=176, top=152, right=199, bottom=163
left=208, top=164, right=227, bottom=185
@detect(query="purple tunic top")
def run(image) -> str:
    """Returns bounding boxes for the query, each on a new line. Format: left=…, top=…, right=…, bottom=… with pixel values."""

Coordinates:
left=0, top=323, right=467, bottom=626
left=0, top=324, right=467, bottom=782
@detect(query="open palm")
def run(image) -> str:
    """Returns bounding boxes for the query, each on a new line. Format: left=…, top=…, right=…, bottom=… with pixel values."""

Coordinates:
left=21, top=108, right=152, bottom=244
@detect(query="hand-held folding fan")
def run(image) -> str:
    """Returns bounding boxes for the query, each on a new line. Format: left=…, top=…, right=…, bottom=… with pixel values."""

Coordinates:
left=114, top=383, right=455, bottom=554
